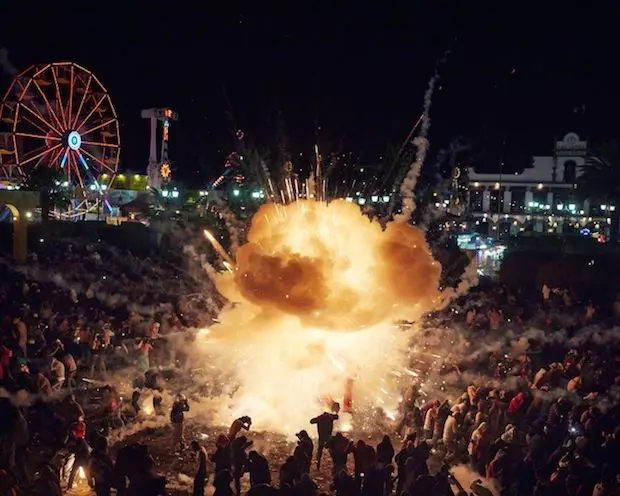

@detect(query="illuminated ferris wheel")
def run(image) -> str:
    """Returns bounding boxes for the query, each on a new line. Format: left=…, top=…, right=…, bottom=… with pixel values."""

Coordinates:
left=0, top=62, right=120, bottom=216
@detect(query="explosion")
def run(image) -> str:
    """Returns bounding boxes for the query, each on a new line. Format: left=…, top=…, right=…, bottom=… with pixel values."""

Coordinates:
left=200, top=199, right=442, bottom=434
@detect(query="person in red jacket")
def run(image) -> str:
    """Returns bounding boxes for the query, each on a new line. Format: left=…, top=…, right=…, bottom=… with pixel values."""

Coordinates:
left=507, top=391, right=525, bottom=424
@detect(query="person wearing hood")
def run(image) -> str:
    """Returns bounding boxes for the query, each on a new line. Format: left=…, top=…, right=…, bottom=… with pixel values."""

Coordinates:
left=231, top=435, right=253, bottom=495
left=468, top=422, right=490, bottom=475
left=247, top=450, right=271, bottom=487
left=294, top=430, right=313, bottom=475
left=376, top=435, right=394, bottom=468
left=489, top=424, right=517, bottom=463
left=310, top=402, right=340, bottom=469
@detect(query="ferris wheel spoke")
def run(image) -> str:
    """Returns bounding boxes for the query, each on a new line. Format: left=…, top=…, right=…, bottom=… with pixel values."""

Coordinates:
left=79, top=146, right=116, bottom=175
left=59, top=146, right=70, bottom=170
left=75, top=94, right=107, bottom=133
left=80, top=118, right=115, bottom=137
left=32, top=79, right=65, bottom=132
left=69, top=152, right=86, bottom=191
left=70, top=74, right=92, bottom=128
left=21, top=115, right=51, bottom=136
left=32, top=145, right=58, bottom=171
left=48, top=146, right=66, bottom=170
left=68, top=65, right=74, bottom=128
left=81, top=140, right=119, bottom=148
left=19, top=142, right=62, bottom=167
left=19, top=101, right=63, bottom=137
left=14, top=132, right=61, bottom=141
left=51, top=66, right=68, bottom=129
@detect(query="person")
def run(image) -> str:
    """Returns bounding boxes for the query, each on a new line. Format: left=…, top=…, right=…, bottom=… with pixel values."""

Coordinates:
left=170, top=394, right=190, bottom=451
left=135, top=338, right=153, bottom=375
left=214, top=469, right=234, bottom=496
left=247, top=450, right=271, bottom=487
left=228, top=415, right=252, bottom=440
left=211, top=435, right=233, bottom=474
left=326, top=432, right=351, bottom=477
left=348, top=440, right=376, bottom=492
left=88, top=435, right=114, bottom=496
left=231, top=435, right=253, bottom=495
left=67, top=419, right=90, bottom=490
left=376, top=435, right=394, bottom=468
left=294, top=430, right=314, bottom=474
left=279, top=456, right=301, bottom=489
left=310, top=402, right=340, bottom=469
left=49, top=354, right=65, bottom=390
left=153, top=395, right=164, bottom=416
left=90, top=333, right=107, bottom=379
left=64, top=352, right=78, bottom=391
left=12, top=315, right=27, bottom=358
left=190, top=440, right=208, bottom=496
left=468, top=422, right=490, bottom=475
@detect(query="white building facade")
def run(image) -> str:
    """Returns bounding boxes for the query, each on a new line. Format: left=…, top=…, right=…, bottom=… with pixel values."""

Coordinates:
left=465, top=133, right=613, bottom=239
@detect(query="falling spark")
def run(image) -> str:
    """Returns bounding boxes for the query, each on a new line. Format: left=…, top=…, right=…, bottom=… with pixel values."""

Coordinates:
left=203, top=229, right=235, bottom=266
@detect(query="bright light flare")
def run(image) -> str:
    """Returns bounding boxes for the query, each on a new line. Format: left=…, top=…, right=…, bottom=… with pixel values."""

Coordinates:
left=202, top=199, right=442, bottom=434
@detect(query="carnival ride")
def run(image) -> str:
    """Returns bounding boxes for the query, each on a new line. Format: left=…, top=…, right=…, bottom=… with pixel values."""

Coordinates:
left=141, top=108, right=177, bottom=191
left=0, top=61, right=121, bottom=218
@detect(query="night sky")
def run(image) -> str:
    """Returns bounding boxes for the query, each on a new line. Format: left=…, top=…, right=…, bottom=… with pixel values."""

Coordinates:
left=2, top=4, right=618, bottom=183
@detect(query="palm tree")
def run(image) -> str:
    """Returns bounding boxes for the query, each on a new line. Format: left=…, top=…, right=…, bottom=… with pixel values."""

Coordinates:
left=578, top=141, right=620, bottom=242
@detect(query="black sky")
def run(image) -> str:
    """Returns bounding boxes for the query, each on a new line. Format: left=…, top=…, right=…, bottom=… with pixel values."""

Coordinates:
left=1, top=3, right=618, bottom=183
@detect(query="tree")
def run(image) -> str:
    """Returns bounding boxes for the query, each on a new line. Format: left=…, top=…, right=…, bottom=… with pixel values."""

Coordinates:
left=24, top=167, right=70, bottom=221
left=578, top=141, right=620, bottom=242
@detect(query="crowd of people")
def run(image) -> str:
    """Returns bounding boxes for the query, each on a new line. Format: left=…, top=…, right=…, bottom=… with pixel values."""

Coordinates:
left=1, top=237, right=620, bottom=496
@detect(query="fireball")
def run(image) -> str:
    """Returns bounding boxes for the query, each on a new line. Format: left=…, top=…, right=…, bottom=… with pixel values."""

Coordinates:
left=201, top=199, right=442, bottom=434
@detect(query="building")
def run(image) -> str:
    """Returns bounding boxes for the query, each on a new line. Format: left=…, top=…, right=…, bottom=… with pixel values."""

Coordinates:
left=465, top=133, right=613, bottom=240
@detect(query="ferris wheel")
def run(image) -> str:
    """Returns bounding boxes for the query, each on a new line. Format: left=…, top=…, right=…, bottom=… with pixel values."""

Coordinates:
left=0, top=62, right=120, bottom=216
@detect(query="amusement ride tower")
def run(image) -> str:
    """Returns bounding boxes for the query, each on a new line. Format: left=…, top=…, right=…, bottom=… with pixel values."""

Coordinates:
left=141, top=108, right=178, bottom=191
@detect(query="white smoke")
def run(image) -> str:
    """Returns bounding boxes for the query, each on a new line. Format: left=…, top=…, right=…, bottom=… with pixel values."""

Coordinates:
left=394, top=52, right=449, bottom=224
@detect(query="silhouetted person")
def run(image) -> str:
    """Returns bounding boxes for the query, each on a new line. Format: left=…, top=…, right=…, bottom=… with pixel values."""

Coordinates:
left=280, top=456, right=301, bottom=489
left=231, top=435, right=253, bottom=495
left=247, top=483, right=279, bottom=496
left=247, top=450, right=271, bottom=487
left=348, top=440, right=376, bottom=491
left=211, top=435, right=233, bottom=474
left=170, top=394, right=190, bottom=451
left=191, top=440, right=208, bottom=496
left=113, top=443, right=149, bottom=496
left=296, top=473, right=319, bottom=496
left=376, top=435, right=394, bottom=467
left=214, top=469, right=234, bottom=496
left=88, top=435, right=114, bottom=496
left=310, top=402, right=340, bottom=469
left=326, top=432, right=351, bottom=477
left=294, top=430, right=314, bottom=474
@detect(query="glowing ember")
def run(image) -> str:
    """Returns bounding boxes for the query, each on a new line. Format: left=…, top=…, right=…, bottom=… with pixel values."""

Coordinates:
left=202, top=199, right=441, bottom=434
